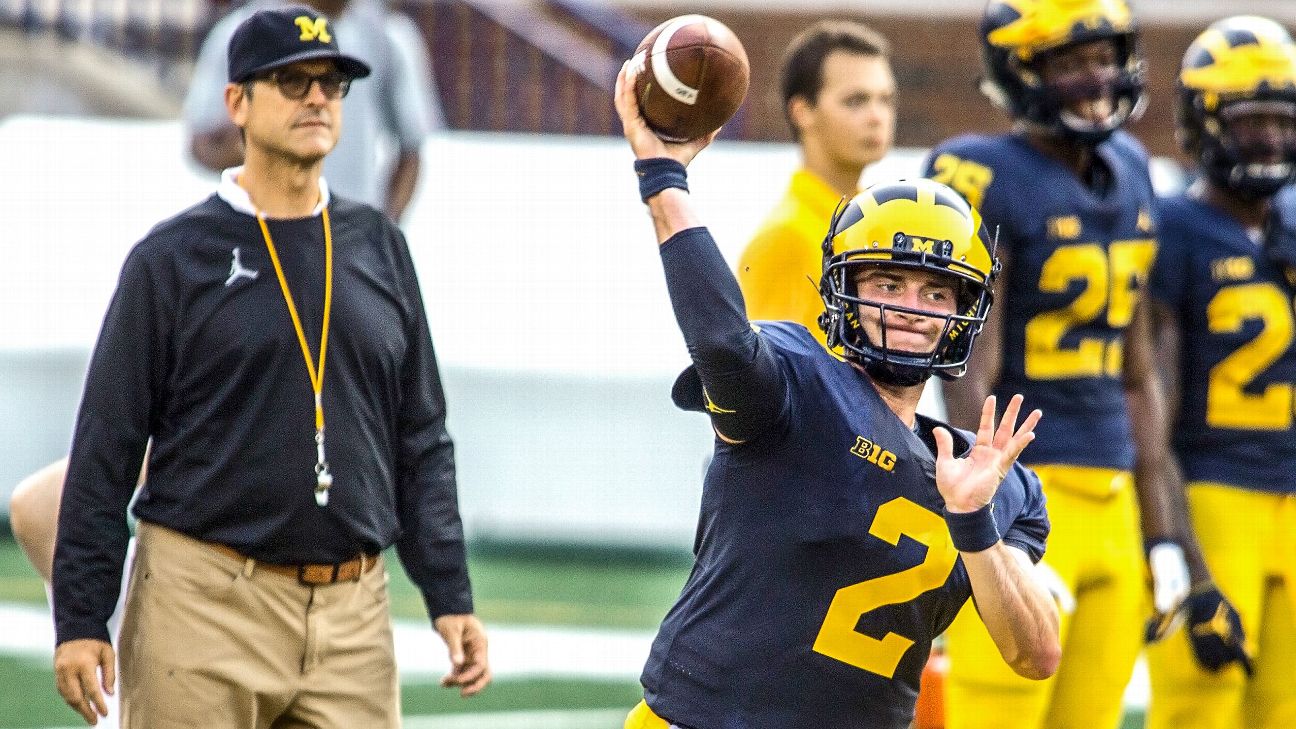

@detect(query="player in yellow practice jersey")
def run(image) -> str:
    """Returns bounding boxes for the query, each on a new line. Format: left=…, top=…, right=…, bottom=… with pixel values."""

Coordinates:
left=737, top=20, right=895, bottom=342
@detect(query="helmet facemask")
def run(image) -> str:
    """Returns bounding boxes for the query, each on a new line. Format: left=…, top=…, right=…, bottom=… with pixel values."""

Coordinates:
left=1046, top=38, right=1147, bottom=143
left=1196, top=98, right=1296, bottom=200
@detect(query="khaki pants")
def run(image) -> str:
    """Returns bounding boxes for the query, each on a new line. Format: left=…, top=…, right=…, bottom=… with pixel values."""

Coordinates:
left=119, top=521, right=399, bottom=729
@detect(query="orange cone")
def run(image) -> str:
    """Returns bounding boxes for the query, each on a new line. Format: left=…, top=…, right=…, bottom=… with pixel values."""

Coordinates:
left=914, top=645, right=948, bottom=729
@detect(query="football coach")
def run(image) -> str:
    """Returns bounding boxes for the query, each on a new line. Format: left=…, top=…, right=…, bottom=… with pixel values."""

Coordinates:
left=50, top=6, right=489, bottom=726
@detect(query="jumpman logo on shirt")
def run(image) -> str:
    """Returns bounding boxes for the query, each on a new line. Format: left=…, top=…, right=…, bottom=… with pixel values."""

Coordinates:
left=225, top=247, right=260, bottom=287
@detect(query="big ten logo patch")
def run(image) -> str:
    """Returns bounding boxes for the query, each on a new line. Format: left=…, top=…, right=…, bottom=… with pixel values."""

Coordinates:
left=851, top=436, right=897, bottom=472
left=1047, top=215, right=1082, bottom=240
left=1210, top=256, right=1254, bottom=283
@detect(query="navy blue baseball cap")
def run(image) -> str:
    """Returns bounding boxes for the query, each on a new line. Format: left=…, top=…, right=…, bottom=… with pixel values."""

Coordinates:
left=227, top=5, right=371, bottom=83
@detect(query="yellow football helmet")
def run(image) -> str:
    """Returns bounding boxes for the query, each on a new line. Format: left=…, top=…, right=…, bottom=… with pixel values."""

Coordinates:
left=980, top=0, right=1145, bottom=144
left=819, top=179, right=999, bottom=385
left=1178, top=15, right=1296, bottom=198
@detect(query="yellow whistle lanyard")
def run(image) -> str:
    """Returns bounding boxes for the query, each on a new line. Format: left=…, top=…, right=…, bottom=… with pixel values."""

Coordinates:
left=255, top=207, right=335, bottom=505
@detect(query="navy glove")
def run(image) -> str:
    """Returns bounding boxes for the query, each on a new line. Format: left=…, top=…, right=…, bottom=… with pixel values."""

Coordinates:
left=1184, top=583, right=1253, bottom=676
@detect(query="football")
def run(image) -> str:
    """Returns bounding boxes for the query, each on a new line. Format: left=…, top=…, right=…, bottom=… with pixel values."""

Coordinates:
left=630, top=15, right=750, bottom=142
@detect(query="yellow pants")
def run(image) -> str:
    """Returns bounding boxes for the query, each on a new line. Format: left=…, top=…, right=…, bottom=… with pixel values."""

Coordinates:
left=1145, top=484, right=1296, bottom=729
left=625, top=700, right=674, bottom=729
left=945, top=466, right=1146, bottom=729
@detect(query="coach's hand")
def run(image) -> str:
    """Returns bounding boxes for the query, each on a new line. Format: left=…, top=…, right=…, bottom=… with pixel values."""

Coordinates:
left=615, top=60, right=718, bottom=167
left=435, top=614, right=491, bottom=697
left=933, top=394, right=1041, bottom=513
left=1184, top=583, right=1253, bottom=676
left=54, top=638, right=114, bottom=725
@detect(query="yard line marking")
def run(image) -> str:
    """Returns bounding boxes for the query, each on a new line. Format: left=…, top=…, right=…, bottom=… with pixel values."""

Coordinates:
left=0, top=602, right=654, bottom=680
left=404, top=708, right=629, bottom=729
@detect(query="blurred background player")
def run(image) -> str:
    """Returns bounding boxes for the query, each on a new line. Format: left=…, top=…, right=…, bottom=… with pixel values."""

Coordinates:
left=736, top=19, right=895, bottom=344
left=923, top=1, right=1191, bottom=727
left=615, top=59, right=1059, bottom=729
left=1145, top=15, right=1296, bottom=729
left=185, top=0, right=441, bottom=222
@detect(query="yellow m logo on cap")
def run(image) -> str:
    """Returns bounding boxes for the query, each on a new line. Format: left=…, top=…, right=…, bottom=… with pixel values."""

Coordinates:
left=294, top=16, right=332, bottom=44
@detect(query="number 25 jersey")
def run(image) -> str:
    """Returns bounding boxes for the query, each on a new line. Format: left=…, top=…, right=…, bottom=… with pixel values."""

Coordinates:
left=924, top=132, right=1158, bottom=471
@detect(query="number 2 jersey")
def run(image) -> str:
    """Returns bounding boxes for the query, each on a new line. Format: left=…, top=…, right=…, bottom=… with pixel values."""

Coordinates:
left=924, top=132, right=1158, bottom=471
left=644, top=320, right=1049, bottom=729
left=1148, top=191, right=1296, bottom=494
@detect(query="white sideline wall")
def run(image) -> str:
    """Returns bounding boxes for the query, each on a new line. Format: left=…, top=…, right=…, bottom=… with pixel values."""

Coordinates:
left=0, top=116, right=1182, bottom=547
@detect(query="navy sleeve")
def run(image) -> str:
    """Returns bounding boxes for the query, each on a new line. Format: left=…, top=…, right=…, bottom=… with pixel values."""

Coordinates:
left=659, top=227, right=788, bottom=441
left=53, top=243, right=167, bottom=645
left=389, top=224, right=473, bottom=620
left=999, top=464, right=1049, bottom=564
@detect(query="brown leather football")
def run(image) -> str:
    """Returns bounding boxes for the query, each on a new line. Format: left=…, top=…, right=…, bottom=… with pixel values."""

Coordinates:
left=631, top=15, right=750, bottom=142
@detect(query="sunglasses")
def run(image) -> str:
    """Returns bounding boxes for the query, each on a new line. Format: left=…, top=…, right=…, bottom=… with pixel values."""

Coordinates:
left=259, top=69, right=352, bottom=100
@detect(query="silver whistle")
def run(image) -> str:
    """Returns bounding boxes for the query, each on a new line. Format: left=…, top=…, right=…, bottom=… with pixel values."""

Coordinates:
left=315, top=466, right=333, bottom=507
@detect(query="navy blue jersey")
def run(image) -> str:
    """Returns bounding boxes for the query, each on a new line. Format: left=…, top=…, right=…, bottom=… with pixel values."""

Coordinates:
left=1149, top=193, right=1296, bottom=494
left=924, top=132, right=1158, bottom=470
left=644, top=323, right=1049, bottom=729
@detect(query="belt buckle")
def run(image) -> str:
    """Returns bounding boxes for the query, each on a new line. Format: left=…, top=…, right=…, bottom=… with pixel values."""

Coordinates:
left=298, top=563, right=340, bottom=586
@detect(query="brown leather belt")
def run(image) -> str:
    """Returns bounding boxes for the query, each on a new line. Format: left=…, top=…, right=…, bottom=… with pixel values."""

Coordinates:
left=209, top=542, right=379, bottom=585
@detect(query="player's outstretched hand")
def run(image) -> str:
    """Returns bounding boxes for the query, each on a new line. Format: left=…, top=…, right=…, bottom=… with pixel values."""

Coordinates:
left=53, top=638, right=115, bottom=725
left=614, top=60, right=718, bottom=167
left=933, top=394, right=1041, bottom=513
left=434, top=613, right=492, bottom=697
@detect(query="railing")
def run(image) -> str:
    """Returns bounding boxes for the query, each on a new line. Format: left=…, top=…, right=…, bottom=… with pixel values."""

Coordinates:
left=401, top=0, right=624, bottom=136
left=1, top=0, right=752, bottom=140
left=0, top=0, right=214, bottom=65
left=540, top=0, right=753, bottom=139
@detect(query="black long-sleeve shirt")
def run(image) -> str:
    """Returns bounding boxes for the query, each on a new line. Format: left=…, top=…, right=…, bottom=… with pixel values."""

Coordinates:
left=53, top=188, right=471, bottom=645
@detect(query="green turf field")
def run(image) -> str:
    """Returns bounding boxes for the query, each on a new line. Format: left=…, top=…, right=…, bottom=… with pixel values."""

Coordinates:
left=0, top=536, right=1145, bottom=729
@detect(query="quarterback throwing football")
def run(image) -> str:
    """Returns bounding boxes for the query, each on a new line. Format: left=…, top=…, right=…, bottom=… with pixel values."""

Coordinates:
left=614, top=60, right=1060, bottom=729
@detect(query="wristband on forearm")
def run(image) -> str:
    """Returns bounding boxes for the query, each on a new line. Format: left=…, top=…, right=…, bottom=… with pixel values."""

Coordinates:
left=635, top=158, right=688, bottom=202
left=944, top=503, right=1001, bottom=553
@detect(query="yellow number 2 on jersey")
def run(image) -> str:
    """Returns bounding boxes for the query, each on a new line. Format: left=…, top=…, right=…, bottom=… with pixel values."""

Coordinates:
left=812, top=498, right=960, bottom=678
left=1206, top=282, right=1295, bottom=430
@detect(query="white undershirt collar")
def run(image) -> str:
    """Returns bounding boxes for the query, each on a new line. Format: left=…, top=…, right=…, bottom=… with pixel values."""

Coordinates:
left=218, top=166, right=331, bottom=218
